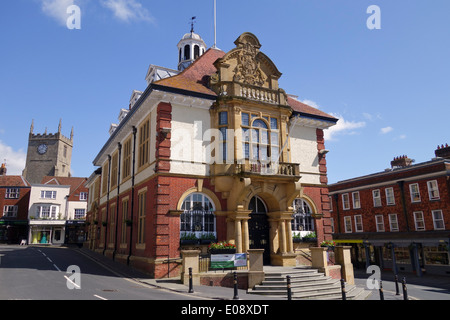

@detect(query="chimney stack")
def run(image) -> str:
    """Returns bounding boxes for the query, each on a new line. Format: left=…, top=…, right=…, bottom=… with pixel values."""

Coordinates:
left=435, top=144, right=450, bottom=159
left=391, top=155, right=413, bottom=169
left=0, top=163, right=7, bottom=176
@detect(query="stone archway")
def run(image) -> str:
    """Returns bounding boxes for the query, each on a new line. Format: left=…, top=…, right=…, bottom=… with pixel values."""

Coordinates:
left=227, top=181, right=299, bottom=266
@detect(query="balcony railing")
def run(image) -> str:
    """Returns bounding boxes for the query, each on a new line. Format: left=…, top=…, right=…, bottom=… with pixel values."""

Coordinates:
left=236, top=162, right=300, bottom=177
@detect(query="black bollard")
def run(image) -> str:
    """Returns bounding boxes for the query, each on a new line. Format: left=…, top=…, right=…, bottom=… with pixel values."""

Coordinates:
left=402, top=277, right=408, bottom=300
left=379, top=280, right=384, bottom=300
left=188, top=267, right=194, bottom=293
left=395, top=275, right=400, bottom=296
left=287, top=275, right=292, bottom=301
left=341, top=279, right=346, bottom=301
left=233, top=272, right=239, bottom=300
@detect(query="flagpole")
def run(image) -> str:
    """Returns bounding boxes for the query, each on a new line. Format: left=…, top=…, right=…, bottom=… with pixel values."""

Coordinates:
left=213, top=0, right=217, bottom=49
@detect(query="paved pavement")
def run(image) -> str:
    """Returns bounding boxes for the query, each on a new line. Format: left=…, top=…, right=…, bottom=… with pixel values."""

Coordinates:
left=75, top=247, right=283, bottom=300
left=75, top=247, right=450, bottom=300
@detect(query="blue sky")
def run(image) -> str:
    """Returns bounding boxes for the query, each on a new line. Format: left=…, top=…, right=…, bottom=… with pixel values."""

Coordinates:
left=0, top=0, right=449, bottom=184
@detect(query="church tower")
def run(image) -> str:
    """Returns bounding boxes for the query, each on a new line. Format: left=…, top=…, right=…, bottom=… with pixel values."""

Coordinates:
left=22, top=120, right=73, bottom=184
left=177, top=18, right=207, bottom=71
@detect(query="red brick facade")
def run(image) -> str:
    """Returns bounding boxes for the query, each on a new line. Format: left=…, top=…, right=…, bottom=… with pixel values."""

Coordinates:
left=329, top=154, right=450, bottom=275
left=0, top=175, right=31, bottom=243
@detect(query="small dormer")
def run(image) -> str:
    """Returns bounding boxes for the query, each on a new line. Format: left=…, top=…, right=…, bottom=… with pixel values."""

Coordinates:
left=109, top=123, right=118, bottom=136
left=145, top=65, right=179, bottom=85
left=118, top=109, right=129, bottom=123
left=129, top=90, right=143, bottom=109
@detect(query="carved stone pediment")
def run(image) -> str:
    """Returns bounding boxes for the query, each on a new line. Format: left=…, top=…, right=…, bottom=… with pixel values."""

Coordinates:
left=211, top=32, right=286, bottom=105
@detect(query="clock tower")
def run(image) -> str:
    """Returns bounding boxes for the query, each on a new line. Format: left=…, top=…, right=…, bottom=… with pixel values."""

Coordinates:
left=22, top=120, right=73, bottom=184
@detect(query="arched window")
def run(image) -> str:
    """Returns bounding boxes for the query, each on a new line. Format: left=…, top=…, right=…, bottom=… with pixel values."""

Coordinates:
left=291, top=198, right=314, bottom=231
left=184, top=45, right=191, bottom=60
left=194, top=45, right=200, bottom=59
left=180, top=193, right=216, bottom=237
left=241, top=117, right=280, bottom=167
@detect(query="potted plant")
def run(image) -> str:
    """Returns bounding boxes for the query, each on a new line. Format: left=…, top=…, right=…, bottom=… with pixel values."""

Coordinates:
left=208, top=241, right=237, bottom=254
left=200, top=233, right=216, bottom=245
left=320, top=240, right=336, bottom=251
left=180, top=232, right=199, bottom=245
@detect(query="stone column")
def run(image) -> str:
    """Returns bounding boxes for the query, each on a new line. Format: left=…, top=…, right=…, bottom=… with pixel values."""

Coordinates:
left=279, top=220, right=287, bottom=254
left=285, top=219, right=293, bottom=253
left=268, top=211, right=296, bottom=266
left=235, top=219, right=242, bottom=253
left=242, top=218, right=249, bottom=253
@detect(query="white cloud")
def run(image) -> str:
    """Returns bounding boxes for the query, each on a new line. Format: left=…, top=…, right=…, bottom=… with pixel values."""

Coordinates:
left=0, top=140, right=26, bottom=176
left=101, top=0, right=154, bottom=23
left=380, top=126, right=394, bottom=134
left=39, top=0, right=75, bottom=26
left=324, top=114, right=366, bottom=141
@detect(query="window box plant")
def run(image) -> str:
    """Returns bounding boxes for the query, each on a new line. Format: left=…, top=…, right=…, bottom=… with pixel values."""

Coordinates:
left=180, top=232, right=199, bottom=245
left=208, top=241, right=236, bottom=254
left=302, top=232, right=317, bottom=243
left=199, top=233, right=216, bottom=245
left=293, top=233, right=302, bottom=243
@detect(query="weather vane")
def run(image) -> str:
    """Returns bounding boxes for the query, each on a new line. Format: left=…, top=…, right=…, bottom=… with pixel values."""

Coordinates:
left=190, top=16, right=197, bottom=33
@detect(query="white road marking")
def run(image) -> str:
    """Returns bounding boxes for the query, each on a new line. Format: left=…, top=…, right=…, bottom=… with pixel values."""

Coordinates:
left=94, top=294, right=108, bottom=300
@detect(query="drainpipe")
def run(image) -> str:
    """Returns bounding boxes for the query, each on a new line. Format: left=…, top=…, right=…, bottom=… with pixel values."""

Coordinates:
left=104, top=155, right=111, bottom=255
left=127, top=126, right=137, bottom=266
left=333, top=194, right=342, bottom=234
left=397, top=181, right=410, bottom=232
left=113, top=142, right=122, bottom=261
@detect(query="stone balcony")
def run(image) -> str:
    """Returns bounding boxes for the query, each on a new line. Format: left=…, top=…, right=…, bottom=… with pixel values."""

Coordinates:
left=217, top=81, right=288, bottom=106
left=212, top=162, right=300, bottom=180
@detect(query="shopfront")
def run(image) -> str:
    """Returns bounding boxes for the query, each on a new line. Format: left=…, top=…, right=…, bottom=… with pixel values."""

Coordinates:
left=335, top=238, right=450, bottom=276
left=28, top=220, right=66, bottom=245
left=65, top=220, right=86, bottom=246
left=0, top=220, right=28, bottom=244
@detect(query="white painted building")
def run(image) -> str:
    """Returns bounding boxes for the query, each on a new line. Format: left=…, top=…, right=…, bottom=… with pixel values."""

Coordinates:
left=27, top=177, right=88, bottom=245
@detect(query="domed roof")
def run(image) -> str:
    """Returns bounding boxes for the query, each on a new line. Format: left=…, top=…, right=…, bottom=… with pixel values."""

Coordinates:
left=181, top=32, right=203, bottom=41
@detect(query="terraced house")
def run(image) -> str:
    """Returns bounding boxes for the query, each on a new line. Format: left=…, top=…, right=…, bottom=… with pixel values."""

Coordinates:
left=85, top=30, right=338, bottom=278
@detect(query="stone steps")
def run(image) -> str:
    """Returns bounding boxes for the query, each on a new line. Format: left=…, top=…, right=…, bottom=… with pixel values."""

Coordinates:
left=248, top=268, right=371, bottom=300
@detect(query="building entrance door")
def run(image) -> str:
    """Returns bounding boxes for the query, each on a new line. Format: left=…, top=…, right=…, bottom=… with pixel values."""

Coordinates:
left=248, top=196, right=271, bottom=265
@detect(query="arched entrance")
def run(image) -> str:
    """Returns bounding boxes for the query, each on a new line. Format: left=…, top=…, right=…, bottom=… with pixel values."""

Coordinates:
left=248, top=196, right=271, bottom=265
